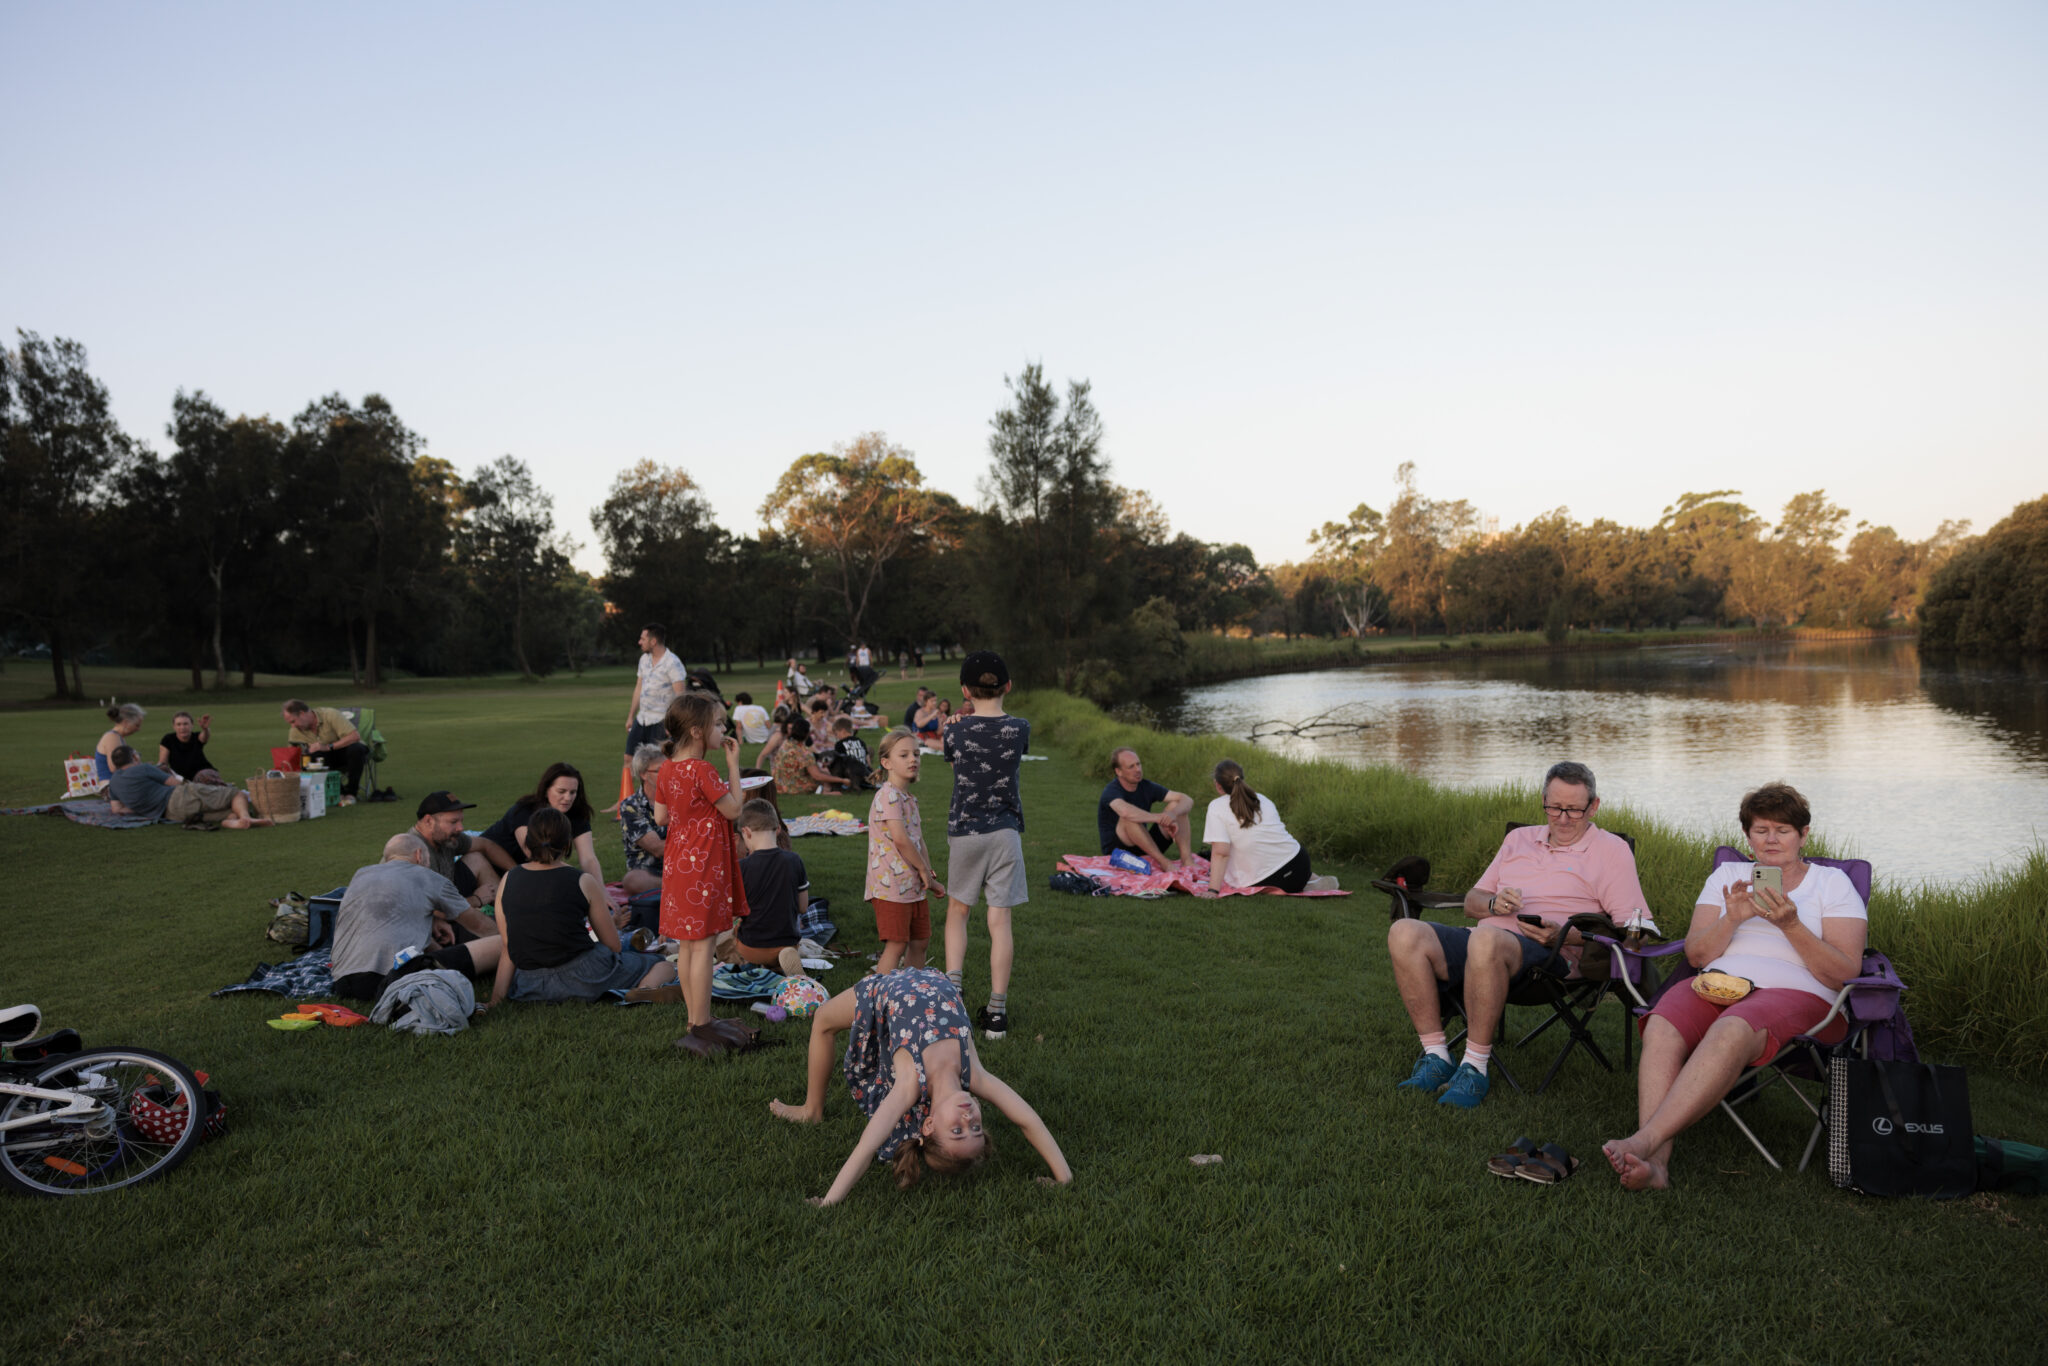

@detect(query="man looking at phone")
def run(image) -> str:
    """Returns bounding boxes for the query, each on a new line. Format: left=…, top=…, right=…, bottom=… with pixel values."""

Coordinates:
left=1385, top=761, right=1649, bottom=1109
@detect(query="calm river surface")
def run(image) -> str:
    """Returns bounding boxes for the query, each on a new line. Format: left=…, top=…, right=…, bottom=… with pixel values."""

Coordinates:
left=1152, top=640, right=2048, bottom=887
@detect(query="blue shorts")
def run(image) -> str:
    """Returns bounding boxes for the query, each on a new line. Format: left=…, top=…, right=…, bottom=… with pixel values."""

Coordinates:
left=1429, top=922, right=1565, bottom=984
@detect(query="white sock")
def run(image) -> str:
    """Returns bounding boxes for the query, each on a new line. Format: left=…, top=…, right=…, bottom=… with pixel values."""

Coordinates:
left=1462, top=1044, right=1492, bottom=1076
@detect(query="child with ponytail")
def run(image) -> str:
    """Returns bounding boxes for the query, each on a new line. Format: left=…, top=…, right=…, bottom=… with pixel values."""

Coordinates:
left=768, top=969, right=1071, bottom=1205
left=1201, top=758, right=1337, bottom=895
left=654, top=692, right=754, bottom=1055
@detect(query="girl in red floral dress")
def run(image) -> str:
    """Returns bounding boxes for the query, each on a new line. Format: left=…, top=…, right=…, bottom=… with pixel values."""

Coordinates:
left=653, top=693, right=750, bottom=1049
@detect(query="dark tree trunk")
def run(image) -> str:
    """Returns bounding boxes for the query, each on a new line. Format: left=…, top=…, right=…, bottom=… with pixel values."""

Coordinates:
left=48, top=627, right=70, bottom=699
left=365, top=613, right=382, bottom=689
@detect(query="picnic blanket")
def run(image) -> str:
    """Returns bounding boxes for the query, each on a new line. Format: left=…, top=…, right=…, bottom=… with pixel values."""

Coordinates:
left=212, top=949, right=336, bottom=999
left=2, top=799, right=167, bottom=830
left=712, top=963, right=785, bottom=1001
left=1056, top=854, right=1351, bottom=899
left=785, top=813, right=866, bottom=838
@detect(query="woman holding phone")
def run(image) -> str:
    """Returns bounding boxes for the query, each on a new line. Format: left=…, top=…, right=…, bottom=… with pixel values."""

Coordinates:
left=1601, top=782, right=1867, bottom=1191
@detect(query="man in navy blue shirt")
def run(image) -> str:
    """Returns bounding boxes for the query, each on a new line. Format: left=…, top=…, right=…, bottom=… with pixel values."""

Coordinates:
left=1096, top=747, right=1197, bottom=871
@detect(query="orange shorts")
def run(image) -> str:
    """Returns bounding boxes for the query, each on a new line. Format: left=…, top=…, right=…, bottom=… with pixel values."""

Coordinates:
left=870, top=896, right=931, bottom=943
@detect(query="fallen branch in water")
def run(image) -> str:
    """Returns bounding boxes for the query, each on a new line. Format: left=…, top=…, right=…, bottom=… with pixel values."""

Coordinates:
left=1247, top=703, right=1380, bottom=741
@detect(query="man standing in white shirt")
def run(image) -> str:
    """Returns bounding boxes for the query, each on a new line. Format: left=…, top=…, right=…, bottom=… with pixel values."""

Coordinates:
left=619, top=624, right=687, bottom=802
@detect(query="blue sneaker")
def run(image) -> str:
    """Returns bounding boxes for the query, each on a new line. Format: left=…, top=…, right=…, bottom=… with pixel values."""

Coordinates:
left=1438, top=1063, right=1490, bottom=1109
left=1395, top=1053, right=1456, bottom=1092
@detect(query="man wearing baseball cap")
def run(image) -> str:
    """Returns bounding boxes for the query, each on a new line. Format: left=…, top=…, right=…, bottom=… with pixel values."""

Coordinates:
left=410, top=791, right=499, bottom=932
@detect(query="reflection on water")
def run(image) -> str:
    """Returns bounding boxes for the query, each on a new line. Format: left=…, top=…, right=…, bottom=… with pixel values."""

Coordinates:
left=1153, top=641, right=2048, bottom=886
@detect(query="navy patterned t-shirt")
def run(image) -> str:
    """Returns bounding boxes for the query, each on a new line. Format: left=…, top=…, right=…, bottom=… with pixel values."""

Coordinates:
left=943, top=712, right=1030, bottom=836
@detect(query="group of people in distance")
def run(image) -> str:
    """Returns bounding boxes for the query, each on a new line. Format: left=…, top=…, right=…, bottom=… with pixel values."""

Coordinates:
left=1384, top=760, right=1869, bottom=1192
left=1094, top=745, right=1341, bottom=895
left=92, top=697, right=371, bottom=829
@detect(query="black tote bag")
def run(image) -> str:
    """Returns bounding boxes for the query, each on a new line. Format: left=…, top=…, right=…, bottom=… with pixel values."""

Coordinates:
left=1827, top=1058, right=1975, bottom=1198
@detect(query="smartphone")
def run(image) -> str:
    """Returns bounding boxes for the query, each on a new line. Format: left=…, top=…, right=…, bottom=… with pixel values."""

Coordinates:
left=1751, top=864, right=1783, bottom=894
left=1516, top=914, right=1548, bottom=927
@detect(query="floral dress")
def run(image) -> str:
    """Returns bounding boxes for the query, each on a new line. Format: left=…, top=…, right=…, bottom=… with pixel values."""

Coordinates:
left=657, top=757, right=748, bottom=940
left=842, top=969, right=974, bottom=1162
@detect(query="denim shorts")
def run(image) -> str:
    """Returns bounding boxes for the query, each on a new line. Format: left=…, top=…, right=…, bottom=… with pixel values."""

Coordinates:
left=1429, top=922, right=1565, bottom=983
left=511, top=945, right=665, bottom=1002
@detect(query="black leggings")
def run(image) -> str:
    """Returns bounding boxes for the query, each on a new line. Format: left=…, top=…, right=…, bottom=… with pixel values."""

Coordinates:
left=1252, top=846, right=1314, bottom=895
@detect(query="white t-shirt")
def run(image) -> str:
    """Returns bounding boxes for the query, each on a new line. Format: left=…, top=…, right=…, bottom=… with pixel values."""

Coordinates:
left=1202, top=793, right=1302, bottom=888
left=635, top=650, right=688, bottom=726
left=1695, top=861, right=1867, bottom=1001
left=855, top=646, right=872, bottom=668
left=731, top=704, right=771, bottom=744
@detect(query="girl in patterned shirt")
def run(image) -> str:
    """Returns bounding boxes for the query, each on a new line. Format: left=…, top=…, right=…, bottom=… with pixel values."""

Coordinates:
left=864, top=728, right=944, bottom=974
left=768, top=968, right=1072, bottom=1204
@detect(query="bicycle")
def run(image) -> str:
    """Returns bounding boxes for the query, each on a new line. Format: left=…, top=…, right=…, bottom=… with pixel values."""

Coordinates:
left=0, top=1003, right=210, bottom=1196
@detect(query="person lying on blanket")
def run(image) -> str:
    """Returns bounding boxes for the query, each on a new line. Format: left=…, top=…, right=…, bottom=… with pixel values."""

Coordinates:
left=106, top=746, right=273, bottom=830
left=1385, top=760, right=1648, bottom=1112
left=1097, top=747, right=1197, bottom=871
left=1198, top=758, right=1336, bottom=895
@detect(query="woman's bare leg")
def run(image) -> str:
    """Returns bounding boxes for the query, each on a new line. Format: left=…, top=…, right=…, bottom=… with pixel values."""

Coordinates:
left=1603, top=1016, right=1762, bottom=1190
left=637, top=958, right=678, bottom=989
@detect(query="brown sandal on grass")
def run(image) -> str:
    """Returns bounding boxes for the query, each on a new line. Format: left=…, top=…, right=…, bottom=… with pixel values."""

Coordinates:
left=1487, top=1136, right=1540, bottom=1179
left=1517, top=1143, right=1582, bottom=1185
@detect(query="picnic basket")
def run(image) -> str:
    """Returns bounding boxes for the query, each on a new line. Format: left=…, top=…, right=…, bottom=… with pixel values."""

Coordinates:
left=247, top=770, right=301, bottom=824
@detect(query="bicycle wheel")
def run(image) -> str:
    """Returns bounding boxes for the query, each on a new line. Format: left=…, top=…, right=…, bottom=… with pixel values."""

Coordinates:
left=0, top=1047, right=206, bottom=1196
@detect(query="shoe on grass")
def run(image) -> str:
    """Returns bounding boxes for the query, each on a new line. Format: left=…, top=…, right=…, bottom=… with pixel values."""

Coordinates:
left=1437, top=1063, right=1490, bottom=1108
left=976, top=1006, right=1008, bottom=1040
left=1395, top=1053, right=1455, bottom=1092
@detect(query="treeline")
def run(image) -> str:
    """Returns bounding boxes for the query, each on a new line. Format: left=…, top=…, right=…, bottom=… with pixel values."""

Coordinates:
left=5, top=329, right=2037, bottom=703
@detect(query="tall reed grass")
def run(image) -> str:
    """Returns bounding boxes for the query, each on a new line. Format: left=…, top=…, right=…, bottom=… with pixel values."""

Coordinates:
left=1023, top=688, right=2048, bottom=1077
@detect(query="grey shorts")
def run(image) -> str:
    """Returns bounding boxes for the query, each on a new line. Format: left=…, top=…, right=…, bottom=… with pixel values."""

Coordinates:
left=510, top=945, right=665, bottom=1003
left=946, top=828, right=1028, bottom=908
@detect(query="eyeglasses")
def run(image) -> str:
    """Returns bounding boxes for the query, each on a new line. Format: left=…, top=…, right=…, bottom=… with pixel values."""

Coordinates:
left=1542, top=804, right=1591, bottom=819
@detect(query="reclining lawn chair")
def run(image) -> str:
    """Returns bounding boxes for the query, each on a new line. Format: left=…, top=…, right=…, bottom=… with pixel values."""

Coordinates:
left=1607, top=846, right=1907, bottom=1171
left=1372, top=829, right=1643, bottom=1095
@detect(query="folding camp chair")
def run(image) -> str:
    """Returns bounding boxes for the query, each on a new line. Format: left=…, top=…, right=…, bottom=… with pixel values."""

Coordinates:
left=336, top=706, right=387, bottom=795
left=1372, top=827, right=1639, bottom=1094
left=1609, top=847, right=1904, bottom=1170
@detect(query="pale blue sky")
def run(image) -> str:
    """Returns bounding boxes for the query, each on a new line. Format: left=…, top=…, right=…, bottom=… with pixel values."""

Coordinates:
left=5, top=2, right=2042, bottom=573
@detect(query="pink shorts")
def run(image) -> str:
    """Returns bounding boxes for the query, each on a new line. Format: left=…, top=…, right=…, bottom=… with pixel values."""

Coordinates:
left=1645, top=983, right=1845, bottom=1068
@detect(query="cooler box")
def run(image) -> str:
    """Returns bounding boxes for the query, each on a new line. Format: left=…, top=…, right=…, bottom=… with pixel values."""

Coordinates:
left=305, top=885, right=345, bottom=952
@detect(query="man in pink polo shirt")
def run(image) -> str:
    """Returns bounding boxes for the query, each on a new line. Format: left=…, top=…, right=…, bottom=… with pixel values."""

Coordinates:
left=1387, top=761, right=1648, bottom=1110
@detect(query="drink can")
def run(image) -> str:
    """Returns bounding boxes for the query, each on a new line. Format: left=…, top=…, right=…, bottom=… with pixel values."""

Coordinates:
left=392, top=945, right=423, bottom=970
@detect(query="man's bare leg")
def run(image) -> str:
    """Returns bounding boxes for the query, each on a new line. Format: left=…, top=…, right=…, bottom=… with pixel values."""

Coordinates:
left=1387, top=918, right=1451, bottom=1036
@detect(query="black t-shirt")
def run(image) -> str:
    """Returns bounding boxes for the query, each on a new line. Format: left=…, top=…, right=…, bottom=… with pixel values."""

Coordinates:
left=902, top=701, right=921, bottom=728
left=1098, top=777, right=1168, bottom=853
left=483, top=800, right=592, bottom=858
left=737, top=848, right=808, bottom=949
left=159, top=732, right=212, bottom=781
left=500, top=865, right=597, bottom=969
left=835, top=737, right=870, bottom=769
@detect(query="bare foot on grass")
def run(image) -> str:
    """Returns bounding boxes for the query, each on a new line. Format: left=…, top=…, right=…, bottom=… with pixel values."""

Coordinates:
left=1601, top=1138, right=1671, bottom=1191
left=769, top=1099, right=821, bottom=1124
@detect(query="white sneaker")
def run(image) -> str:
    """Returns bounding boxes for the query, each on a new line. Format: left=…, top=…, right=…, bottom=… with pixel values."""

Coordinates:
left=1306, top=874, right=1340, bottom=892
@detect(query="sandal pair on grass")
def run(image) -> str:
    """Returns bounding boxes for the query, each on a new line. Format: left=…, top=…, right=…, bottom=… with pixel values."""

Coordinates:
left=1486, top=1136, right=1581, bottom=1185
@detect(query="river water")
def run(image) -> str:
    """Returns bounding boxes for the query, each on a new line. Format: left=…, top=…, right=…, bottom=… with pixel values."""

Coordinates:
left=1151, top=640, right=2048, bottom=887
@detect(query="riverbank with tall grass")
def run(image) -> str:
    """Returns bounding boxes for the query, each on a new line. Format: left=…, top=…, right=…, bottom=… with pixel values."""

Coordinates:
left=1030, top=689, right=2048, bottom=1076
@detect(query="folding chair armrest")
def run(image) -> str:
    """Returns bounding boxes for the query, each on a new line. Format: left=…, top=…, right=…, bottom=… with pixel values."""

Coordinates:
left=1370, top=881, right=1467, bottom=921
left=1612, top=939, right=1689, bottom=1009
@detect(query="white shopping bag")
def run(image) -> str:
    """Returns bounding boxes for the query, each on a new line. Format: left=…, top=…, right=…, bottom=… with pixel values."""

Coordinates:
left=298, top=772, right=328, bottom=820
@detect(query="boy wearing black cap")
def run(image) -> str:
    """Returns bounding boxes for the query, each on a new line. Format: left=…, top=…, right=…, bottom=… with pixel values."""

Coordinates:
left=942, top=649, right=1029, bottom=1039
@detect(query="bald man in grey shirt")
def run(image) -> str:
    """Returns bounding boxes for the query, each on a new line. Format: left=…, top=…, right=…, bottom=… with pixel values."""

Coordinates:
left=331, top=833, right=503, bottom=1000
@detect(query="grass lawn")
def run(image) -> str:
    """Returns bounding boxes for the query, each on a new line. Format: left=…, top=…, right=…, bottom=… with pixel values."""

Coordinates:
left=2, top=668, right=2044, bottom=1363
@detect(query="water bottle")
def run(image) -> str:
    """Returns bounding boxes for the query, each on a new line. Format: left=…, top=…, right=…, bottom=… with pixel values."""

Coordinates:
left=1108, top=849, right=1153, bottom=875
left=392, top=945, right=423, bottom=971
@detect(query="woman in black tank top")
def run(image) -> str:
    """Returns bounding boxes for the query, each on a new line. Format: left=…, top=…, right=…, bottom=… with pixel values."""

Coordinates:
left=483, top=808, right=677, bottom=1007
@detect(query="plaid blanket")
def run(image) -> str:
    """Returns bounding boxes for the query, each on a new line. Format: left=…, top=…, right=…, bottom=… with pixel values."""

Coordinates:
left=2, top=799, right=167, bottom=830
left=1056, top=853, right=1350, bottom=899
left=211, top=949, right=336, bottom=999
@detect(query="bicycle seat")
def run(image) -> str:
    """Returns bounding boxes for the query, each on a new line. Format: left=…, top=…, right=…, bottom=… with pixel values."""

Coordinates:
left=0, top=1004, right=42, bottom=1045
left=9, top=1028, right=83, bottom=1060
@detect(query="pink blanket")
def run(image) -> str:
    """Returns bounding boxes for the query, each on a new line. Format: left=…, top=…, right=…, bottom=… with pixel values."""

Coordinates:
left=1056, top=854, right=1349, bottom=898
